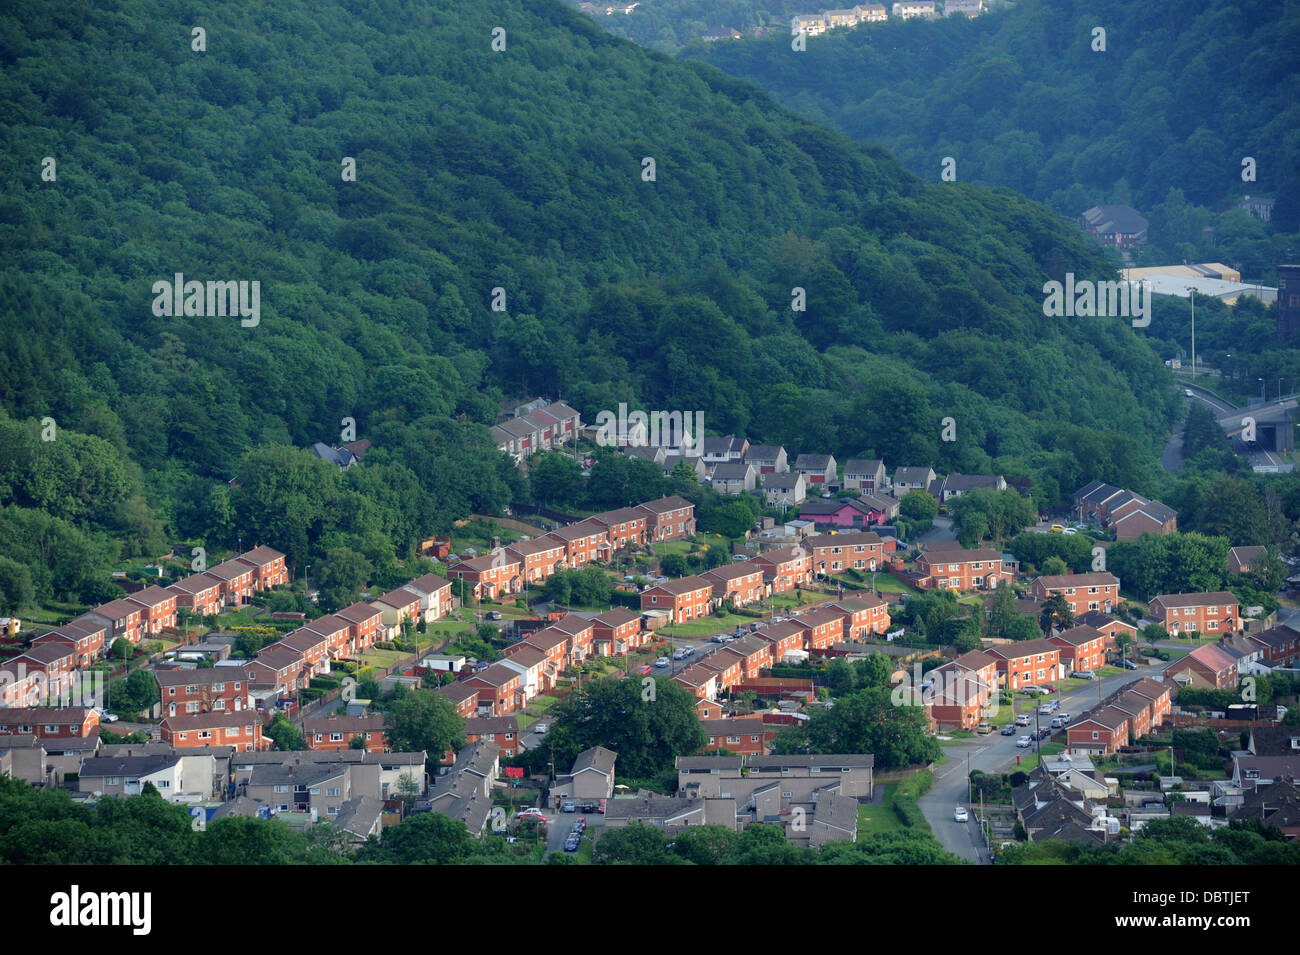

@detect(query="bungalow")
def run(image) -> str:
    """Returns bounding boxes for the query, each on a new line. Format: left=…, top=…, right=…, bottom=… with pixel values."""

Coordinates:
left=701, top=564, right=766, bottom=609
left=304, top=715, right=387, bottom=753
left=126, top=585, right=179, bottom=635
left=1030, top=573, right=1120, bottom=616
left=167, top=572, right=225, bottom=617
left=641, top=576, right=713, bottom=625
left=762, top=471, right=806, bottom=507
left=1165, top=643, right=1240, bottom=690
left=745, top=445, right=789, bottom=474
left=1149, top=592, right=1240, bottom=636
left=933, top=473, right=1006, bottom=502
left=751, top=545, right=813, bottom=594
left=798, top=495, right=895, bottom=529
left=1049, top=625, right=1109, bottom=673
left=842, top=459, right=889, bottom=493
left=793, top=454, right=837, bottom=487
left=635, top=496, right=696, bottom=542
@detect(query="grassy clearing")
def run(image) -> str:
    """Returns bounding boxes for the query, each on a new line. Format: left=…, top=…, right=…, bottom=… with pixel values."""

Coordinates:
left=856, top=783, right=906, bottom=836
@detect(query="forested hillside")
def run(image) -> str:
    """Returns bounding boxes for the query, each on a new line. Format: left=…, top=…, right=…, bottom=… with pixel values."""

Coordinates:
left=1, top=0, right=1176, bottom=600
left=696, top=0, right=1300, bottom=278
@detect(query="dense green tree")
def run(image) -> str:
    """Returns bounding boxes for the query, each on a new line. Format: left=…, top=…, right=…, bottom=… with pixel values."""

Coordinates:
left=265, top=713, right=308, bottom=752
left=381, top=686, right=466, bottom=757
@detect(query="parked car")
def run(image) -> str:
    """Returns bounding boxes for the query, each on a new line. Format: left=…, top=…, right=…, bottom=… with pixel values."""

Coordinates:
left=518, top=808, right=546, bottom=822
left=1015, top=736, right=1033, bottom=748
left=1000, top=724, right=1017, bottom=736
left=1015, top=714, right=1031, bottom=726
left=1058, top=713, right=1071, bottom=723
left=1050, top=524, right=1066, bottom=533
left=563, top=837, right=581, bottom=852
left=579, top=802, right=598, bottom=813
left=635, top=664, right=652, bottom=675
left=1070, top=670, right=1095, bottom=680
left=1062, top=527, right=1078, bottom=535
left=562, top=801, right=577, bottom=813
left=532, top=723, right=548, bottom=735
left=1037, top=727, right=1052, bottom=740
left=1050, top=716, right=1064, bottom=729
left=1185, top=388, right=1194, bottom=398
left=485, top=610, right=503, bottom=621
left=654, top=657, right=670, bottom=668
left=98, top=711, right=120, bottom=723
left=1039, top=704, right=1054, bottom=715
left=672, top=646, right=693, bottom=661
left=1120, top=659, right=1139, bottom=670
left=953, top=806, right=969, bottom=823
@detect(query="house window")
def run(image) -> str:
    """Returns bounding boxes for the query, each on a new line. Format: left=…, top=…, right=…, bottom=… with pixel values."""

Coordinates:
left=186, top=702, right=200, bottom=714
left=106, top=776, right=120, bottom=785
left=275, top=785, right=289, bottom=793
left=168, top=688, right=175, bottom=696
left=315, top=734, right=323, bottom=742
left=44, top=724, right=58, bottom=733
left=1092, top=731, right=1099, bottom=740
left=178, top=733, right=188, bottom=740
left=727, top=736, right=741, bottom=744
left=327, top=806, right=339, bottom=815
left=310, top=788, right=321, bottom=795
left=186, top=685, right=199, bottom=694
left=156, top=780, right=170, bottom=788
left=327, top=788, right=341, bottom=797
left=198, top=731, right=212, bottom=739
left=330, top=733, right=343, bottom=742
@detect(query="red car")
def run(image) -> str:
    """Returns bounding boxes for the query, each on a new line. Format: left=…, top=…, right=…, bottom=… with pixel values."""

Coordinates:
left=635, top=664, right=652, bottom=675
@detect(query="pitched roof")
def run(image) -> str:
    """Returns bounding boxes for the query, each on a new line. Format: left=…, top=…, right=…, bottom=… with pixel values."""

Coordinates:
left=1052, top=625, right=1108, bottom=647
left=571, top=745, right=617, bottom=777
left=1034, top=573, right=1118, bottom=590
left=1152, top=591, right=1238, bottom=608
left=645, top=575, right=712, bottom=596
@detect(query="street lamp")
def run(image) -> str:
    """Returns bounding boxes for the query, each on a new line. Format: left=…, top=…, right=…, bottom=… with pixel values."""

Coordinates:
left=1260, top=378, right=1266, bottom=402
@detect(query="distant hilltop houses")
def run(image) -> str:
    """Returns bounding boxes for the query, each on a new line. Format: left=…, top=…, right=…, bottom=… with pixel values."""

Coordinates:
left=577, top=1, right=638, bottom=13
left=792, top=0, right=980, bottom=36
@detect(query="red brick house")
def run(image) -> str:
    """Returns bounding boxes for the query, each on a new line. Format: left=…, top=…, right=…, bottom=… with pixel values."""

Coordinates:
left=304, top=714, right=387, bottom=753
left=448, top=552, right=523, bottom=601
left=806, top=532, right=886, bottom=575
left=402, top=573, right=454, bottom=623
left=505, top=537, right=567, bottom=584
left=751, top=545, right=813, bottom=595
left=508, top=627, right=569, bottom=680
left=1030, top=573, right=1120, bottom=616
left=1165, top=643, right=1239, bottom=689
left=275, top=628, right=332, bottom=678
left=698, top=654, right=743, bottom=693
left=719, top=636, right=772, bottom=681
left=241, top=645, right=306, bottom=698
left=791, top=609, right=845, bottom=651
left=641, top=576, right=713, bottom=625
left=549, top=614, right=596, bottom=663
left=335, top=602, right=383, bottom=653
left=465, top=716, right=520, bottom=756
left=126, top=585, right=179, bottom=636
left=591, top=608, right=642, bottom=655
left=1109, top=691, right=1153, bottom=740
left=1227, top=545, right=1266, bottom=576
left=463, top=664, right=523, bottom=716
left=985, top=639, right=1062, bottom=690
left=1125, top=678, right=1174, bottom=727
left=160, top=712, right=267, bottom=751
left=435, top=682, right=479, bottom=718
left=30, top=617, right=108, bottom=668
left=926, top=665, right=993, bottom=731
left=701, top=564, right=766, bottom=609
left=543, top=519, right=611, bottom=568
left=1066, top=706, right=1131, bottom=755
left=824, top=597, right=891, bottom=640
left=700, top=716, right=773, bottom=756
left=207, top=559, right=256, bottom=606
left=1249, top=626, right=1300, bottom=668
left=1149, top=592, right=1240, bottom=636
left=754, top=620, right=805, bottom=661
left=87, top=598, right=144, bottom=646
left=372, top=585, right=423, bottom=632
left=916, top=544, right=1017, bottom=591
left=6, top=644, right=77, bottom=700
left=0, top=707, right=99, bottom=740
left=301, top=614, right=354, bottom=658
left=590, top=507, right=649, bottom=551
left=167, top=572, right=225, bottom=617
left=1049, top=625, right=1109, bottom=673
left=235, top=545, right=289, bottom=591
left=155, top=666, right=251, bottom=716
left=674, top=663, right=720, bottom=700
left=1074, top=611, right=1138, bottom=652
left=635, top=496, right=696, bottom=542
